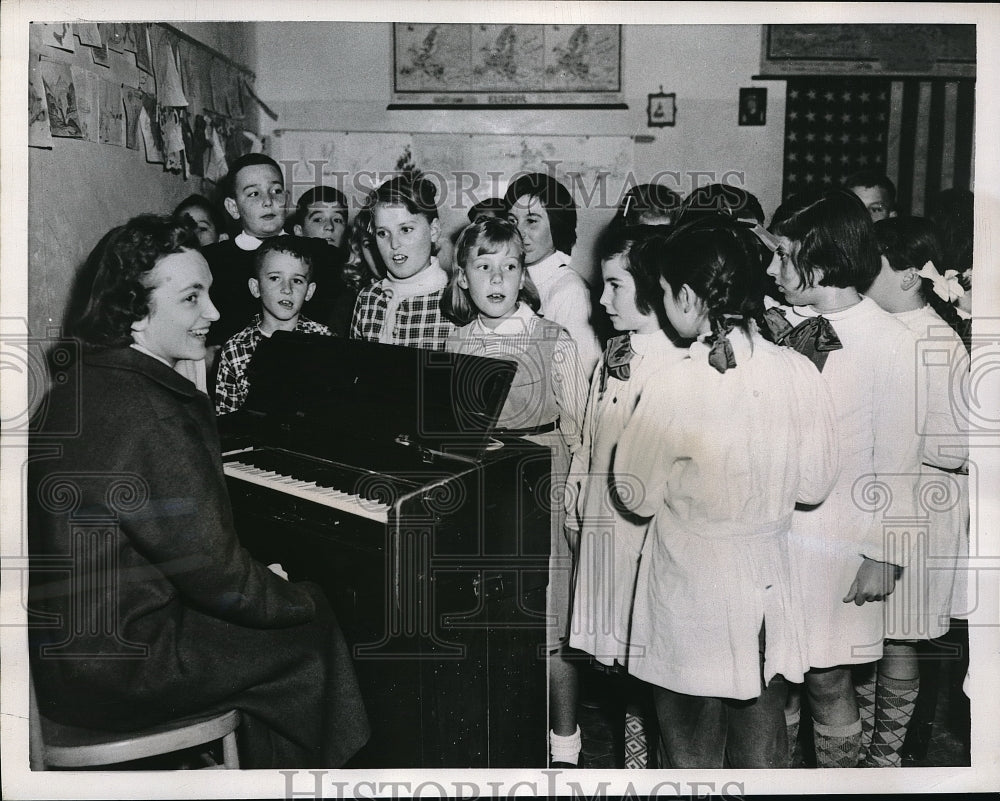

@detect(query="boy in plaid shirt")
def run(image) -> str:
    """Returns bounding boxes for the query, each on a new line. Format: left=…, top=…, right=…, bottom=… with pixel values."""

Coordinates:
left=215, top=236, right=332, bottom=415
left=350, top=174, right=455, bottom=350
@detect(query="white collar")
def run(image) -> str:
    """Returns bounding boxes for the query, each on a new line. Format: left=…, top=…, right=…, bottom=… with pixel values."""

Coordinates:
left=234, top=231, right=265, bottom=251
left=790, top=295, right=870, bottom=320
left=894, top=304, right=932, bottom=322
left=629, top=328, right=670, bottom=356
left=526, top=250, right=570, bottom=284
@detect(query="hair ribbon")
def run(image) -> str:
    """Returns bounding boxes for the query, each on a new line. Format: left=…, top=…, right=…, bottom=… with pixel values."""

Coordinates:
left=917, top=261, right=966, bottom=303
left=707, top=313, right=744, bottom=374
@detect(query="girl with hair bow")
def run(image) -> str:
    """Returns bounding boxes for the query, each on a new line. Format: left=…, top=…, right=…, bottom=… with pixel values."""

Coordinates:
left=613, top=215, right=840, bottom=768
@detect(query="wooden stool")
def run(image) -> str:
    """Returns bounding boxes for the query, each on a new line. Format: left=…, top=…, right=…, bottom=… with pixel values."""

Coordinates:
left=30, top=677, right=240, bottom=770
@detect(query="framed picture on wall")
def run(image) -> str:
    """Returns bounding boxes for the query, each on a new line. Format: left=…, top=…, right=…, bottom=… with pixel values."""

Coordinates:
left=389, top=23, right=626, bottom=109
left=647, top=88, right=676, bottom=127
left=738, top=87, right=766, bottom=126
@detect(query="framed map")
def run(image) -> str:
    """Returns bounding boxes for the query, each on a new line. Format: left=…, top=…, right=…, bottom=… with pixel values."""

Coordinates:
left=390, top=23, right=625, bottom=109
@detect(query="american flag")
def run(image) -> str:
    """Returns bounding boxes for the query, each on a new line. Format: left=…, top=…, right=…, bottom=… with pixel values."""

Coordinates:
left=782, top=77, right=975, bottom=215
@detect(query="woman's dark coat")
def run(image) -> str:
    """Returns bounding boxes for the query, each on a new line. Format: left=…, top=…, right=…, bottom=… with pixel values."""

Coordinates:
left=28, top=346, right=369, bottom=768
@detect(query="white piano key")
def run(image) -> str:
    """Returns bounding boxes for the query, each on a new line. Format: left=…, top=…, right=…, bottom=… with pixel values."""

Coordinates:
left=223, top=461, right=390, bottom=523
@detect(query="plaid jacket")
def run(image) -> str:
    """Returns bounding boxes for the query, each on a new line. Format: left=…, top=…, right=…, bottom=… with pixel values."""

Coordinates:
left=215, top=314, right=332, bottom=415
left=350, top=285, right=455, bottom=351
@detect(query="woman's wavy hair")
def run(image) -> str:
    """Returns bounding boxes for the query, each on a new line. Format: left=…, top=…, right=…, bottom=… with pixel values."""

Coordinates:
left=633, top=213, right=767, bottom=339
left=73, top=215, right=198, bottom=349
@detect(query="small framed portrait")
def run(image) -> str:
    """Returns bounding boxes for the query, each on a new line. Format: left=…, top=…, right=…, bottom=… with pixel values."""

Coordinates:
left=739, top=87, right=767, bottom=126
left=647, top=88, right=676, bottom=128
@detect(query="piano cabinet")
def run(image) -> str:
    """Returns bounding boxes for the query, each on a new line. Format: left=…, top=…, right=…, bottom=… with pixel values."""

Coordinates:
left=226, top=439, right=552, bottom=768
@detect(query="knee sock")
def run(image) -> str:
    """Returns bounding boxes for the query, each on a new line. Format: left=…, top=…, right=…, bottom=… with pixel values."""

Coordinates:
left=784, top=708, right=801, bottom=768
left=813, top=717, right=862, bottom=768
left=624, top=705, right=648, bottom=769
left=854, top=666, right=877, bottom=754
left=550, top=725, right=582, bottom=766
left=864, top=675, right=919, bottom=767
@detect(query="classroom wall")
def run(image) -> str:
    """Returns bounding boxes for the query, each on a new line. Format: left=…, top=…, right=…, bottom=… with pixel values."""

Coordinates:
left=252, top=22, right=787, bottom=281
left=27, top=22, right=786, bottom=336
left=27, top=22, right=257, bottom=339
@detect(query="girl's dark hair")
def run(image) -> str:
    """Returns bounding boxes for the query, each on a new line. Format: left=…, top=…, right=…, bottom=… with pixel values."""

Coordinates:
left=926, top=187, right=974, bottom=273
left=345, top=207, right=383, bottom=286
left=74, top=215, right=198, bottom=349
left=595, top=224, right=663, bottom=316
left=679, top=183, right=765, bottom=225
left=364, top=173, right=439, bottom=224
left=288, top=185, right=349, bottom=231
left=173, top=193, right=225, bottom=233
left=616, top=182, right=682, bottom=227
left=503, top=172, right=577, bottom=254
left=442, top=217, right=541, bottom=326
left=770, top=188, right=880, bottom=291
left=873, top=216, right=971, bottom=353
left=634, top=214, right=765, bottom=339
left=467, top=197, right=507, bottom=223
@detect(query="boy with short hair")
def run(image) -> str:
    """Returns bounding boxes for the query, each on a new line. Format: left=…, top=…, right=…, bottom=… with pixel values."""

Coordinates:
left=286, top=185, right=357, bottom=336
left=288, top=185, right=350, bottom=249
left=202, top=154, right=288, bottom=350
left=844, top=170, right=897, bottom=222
left=215, top=235, right=332, bottom=415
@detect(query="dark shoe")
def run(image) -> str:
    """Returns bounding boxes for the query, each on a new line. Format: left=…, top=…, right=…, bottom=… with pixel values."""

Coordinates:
left=549, top=761, right=579, bottom=769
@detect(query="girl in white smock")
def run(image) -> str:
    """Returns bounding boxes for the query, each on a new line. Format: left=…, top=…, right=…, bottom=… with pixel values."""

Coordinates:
left=859, top=216, right=971, bottom=766
left=568, top=225, right=685, bottom=666
left=616, top=217, right=840, bottom=768
left=766, top=189, right=923, bottom=768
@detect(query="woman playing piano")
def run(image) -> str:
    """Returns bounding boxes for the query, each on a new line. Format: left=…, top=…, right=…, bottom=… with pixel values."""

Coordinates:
left=28, top=214, right=369, bottom=768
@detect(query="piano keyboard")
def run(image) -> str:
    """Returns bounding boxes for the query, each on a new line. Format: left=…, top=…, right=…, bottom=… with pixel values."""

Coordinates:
left=223, top=458, right=391, bottom=523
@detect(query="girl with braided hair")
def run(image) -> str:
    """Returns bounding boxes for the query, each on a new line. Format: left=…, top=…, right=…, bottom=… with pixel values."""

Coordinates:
left=868, top=216, right=971, bottom=353
left=614, top=215, right=840, bottom=767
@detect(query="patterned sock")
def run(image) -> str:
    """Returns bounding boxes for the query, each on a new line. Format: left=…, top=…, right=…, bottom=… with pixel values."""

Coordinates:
left=854, top=665, right=878, bottom=755
left=864, top=676, right=919, bottom=767
left=813, top=717, right=862, bottom=768
left=785, top=708, right=801, bottom=768
left=624, top=705, right=648, bottom=769
left=550, top=726, right=582, bottom=766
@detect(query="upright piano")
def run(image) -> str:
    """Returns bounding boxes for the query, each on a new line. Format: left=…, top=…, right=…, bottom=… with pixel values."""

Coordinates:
left=218, top=333, right=552, bottom=768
